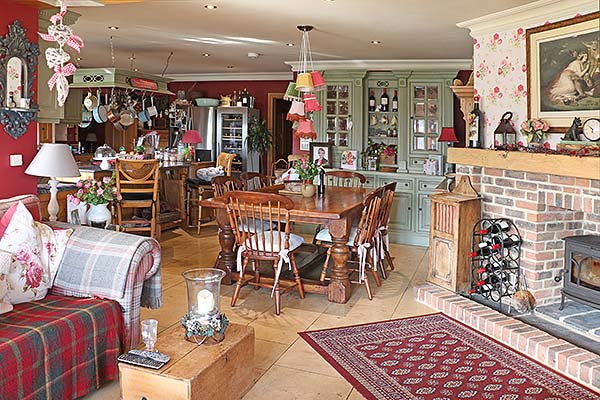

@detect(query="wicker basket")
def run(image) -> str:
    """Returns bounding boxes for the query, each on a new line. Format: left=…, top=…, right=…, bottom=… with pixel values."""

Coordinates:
left=379, top=154, right=396, bottom=165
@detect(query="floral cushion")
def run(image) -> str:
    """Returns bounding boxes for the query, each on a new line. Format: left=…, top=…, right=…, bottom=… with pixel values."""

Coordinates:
left=0, top=251, right=13, bottom=314
left=196, top=166, right=224, bottom=182
left=0, top=202, right=72, bottom=305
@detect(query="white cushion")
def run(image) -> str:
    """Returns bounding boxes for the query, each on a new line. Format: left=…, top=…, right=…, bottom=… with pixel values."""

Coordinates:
left=196, top=166, right=224, bottom=181
left=238, top=219, right=277, bottom=233
left=0, top=251, right=13, bottom=314
left=315, top=227, right=358, bottom=246
left=245, top=231, right=304, bottom=253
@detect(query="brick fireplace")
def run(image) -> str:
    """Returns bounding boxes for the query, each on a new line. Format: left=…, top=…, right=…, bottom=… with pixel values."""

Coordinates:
left=449, top=149, right=600, bottom=306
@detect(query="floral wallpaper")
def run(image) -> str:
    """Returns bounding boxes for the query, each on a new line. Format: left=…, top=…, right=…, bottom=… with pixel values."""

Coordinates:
left=472, top=13, right=589, bottom=148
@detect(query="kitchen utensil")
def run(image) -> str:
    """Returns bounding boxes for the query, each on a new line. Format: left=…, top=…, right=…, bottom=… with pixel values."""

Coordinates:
left=120, top=111, right=135, bottom=127
left=113, top=120, right=125, bottom=131
left=83, top=91, right=98, bottom=111
left=93, top=90, right=108, bottom=123
left=138, top=97, right=149, bottom=123
left=147, top=96, right=158, bottom=117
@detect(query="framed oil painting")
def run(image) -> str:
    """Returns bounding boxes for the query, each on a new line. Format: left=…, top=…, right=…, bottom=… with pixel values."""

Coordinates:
left=527, top=12, right=600, bottom=130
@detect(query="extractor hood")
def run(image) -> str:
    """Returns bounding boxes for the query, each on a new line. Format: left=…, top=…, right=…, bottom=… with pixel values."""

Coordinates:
left=70, top=68, right=173, bottom=95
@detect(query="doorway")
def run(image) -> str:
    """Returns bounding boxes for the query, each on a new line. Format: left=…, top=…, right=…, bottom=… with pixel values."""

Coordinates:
left=267, top=93, right=292, bottom=173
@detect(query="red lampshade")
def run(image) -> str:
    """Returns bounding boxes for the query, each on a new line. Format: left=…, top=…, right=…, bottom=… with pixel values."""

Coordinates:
left=182, top=130, right=203, bottom=144
left=294, top=119, right=317, bottom=140
left=303, top=93, right=322, bottom=112
left=438, top=127, right=459, bottom=143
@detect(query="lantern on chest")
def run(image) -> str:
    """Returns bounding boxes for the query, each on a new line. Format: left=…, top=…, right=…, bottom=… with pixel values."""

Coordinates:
left=494, top=111, right=517, bottom=149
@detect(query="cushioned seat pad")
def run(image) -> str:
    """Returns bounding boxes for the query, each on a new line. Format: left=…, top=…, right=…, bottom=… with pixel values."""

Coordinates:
left=245, top=231, right=304, bottom=253
left=187, top=178, right=211, bottom=186
left=315, top=227, right=358, bottom=246
left=0, top=295, right=124, bottom=400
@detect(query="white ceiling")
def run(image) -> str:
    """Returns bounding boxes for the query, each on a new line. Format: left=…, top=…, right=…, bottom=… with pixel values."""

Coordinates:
left=68, top=0, right=539, bottom=76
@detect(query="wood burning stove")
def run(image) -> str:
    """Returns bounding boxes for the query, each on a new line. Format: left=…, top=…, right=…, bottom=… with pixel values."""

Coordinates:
left=558, top=235, right=600, bottom=310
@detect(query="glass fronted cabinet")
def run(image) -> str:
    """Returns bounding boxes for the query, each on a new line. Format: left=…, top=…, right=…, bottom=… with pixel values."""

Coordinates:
left=325, top=84, right=351, bottom=147
left=410, top=82, right=441, bottom=153
left=216, top=107, right=259, bottom=175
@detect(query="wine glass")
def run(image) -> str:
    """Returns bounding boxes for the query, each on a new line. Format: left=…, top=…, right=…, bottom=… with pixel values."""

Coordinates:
left=141, top=319, right=158, bottom=352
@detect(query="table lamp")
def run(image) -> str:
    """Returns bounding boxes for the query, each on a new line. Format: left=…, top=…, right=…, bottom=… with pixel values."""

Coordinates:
left=182, top=129, right=202, bottom=161
left=86, top=132, right=97, bottom=153
left=25, top=144, right=81, bottom=222
left=438, top=127, right=459, bottom=145
left=437, top=127, right=459, bottom=190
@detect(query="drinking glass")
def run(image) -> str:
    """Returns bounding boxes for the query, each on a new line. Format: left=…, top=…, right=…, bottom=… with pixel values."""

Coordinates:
left=141, top=319, right=158, bottom=352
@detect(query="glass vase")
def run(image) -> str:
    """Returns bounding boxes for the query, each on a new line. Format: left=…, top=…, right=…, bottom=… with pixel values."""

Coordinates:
left=182, top=268, right=226, bottom=322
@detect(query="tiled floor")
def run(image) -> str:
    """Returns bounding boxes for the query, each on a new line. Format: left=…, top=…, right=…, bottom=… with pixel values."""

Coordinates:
left=84, top=225, right=434, bottom=400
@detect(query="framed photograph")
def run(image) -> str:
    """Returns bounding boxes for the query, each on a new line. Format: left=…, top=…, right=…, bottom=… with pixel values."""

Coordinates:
left=299, top=137, right=312, bottom=151
left=310, top=142, right=332, bottom=168
left=341, top=150, right=358, bottom=170
left=526, top=12, right=600, bottom=130
left=366, top=157, right=378, bottom=171
left=429, top=154, right=444, bottom=175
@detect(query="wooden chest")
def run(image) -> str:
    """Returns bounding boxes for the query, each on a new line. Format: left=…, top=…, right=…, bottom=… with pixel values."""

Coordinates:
left=119, top=323, right=255, bottom=400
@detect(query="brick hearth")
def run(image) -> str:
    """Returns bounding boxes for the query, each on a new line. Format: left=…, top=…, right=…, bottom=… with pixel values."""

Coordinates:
left=456, top=165, right=600, bottom=305
left=417, top=284, right=600, bottom=391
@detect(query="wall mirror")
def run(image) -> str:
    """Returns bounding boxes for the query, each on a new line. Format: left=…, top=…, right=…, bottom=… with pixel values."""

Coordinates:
left=0, top=20, right=40, bottom=139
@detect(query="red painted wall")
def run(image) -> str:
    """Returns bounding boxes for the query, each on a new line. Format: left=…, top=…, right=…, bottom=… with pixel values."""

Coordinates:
left=167, top=80, right=289, bottom=121
left=0, top=0, right=38, bottom=198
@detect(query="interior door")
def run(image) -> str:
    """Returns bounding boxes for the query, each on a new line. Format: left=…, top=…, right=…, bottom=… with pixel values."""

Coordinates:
left=273, top=98, right=293, bottom=162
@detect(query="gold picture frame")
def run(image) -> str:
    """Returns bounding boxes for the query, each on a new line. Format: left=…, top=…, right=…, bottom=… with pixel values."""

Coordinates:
left=526, top=12, right=600, bottom=131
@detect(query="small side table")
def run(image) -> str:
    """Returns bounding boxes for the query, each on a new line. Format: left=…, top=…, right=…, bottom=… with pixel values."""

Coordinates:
left=119, top=323, right=255, bottom=400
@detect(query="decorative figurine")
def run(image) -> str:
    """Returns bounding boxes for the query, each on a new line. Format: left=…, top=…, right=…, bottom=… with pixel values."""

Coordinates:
left=562, top=117, right=581, bottom=141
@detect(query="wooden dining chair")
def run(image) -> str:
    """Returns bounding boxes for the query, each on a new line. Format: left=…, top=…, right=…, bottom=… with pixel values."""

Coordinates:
left=271, top=158, right=289, bottom=183
left=115, top=159, right=160, bottom=239
left=240, top=172, right=269, bottom=191
left=325, top=171, right=366, bottom=188
left=224, top=191, right=305, bottom=315
left=216, top=152, right=237, bottom=176
left=316, top=188, right=383, bottom=299
left=211, top=175, right=243, bottom=197
left=375, top=182, right=396, bottom=279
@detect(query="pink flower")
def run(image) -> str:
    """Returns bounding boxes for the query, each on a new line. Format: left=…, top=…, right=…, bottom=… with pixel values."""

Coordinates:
left=69, top=195, right=81, bottom=206
left=533, top=120, right=543, bottom=130
left=103, top=176, right=111, bottom=184
left=14, top=248, right=32, bottom=265
left=542, top=121, right=549, bottom=131
left=493, top=33, right=499, bottom=40
left=520, top=121, right=528, bottom=130
left=25, top=263, right=44, bottom=288
left=476, top=71, right=481, bottom=78
left=543, top=142, right=551, bottom=149
left=517, top=141, right=524, bottom=146
left=517, top=84, right=524, bottom=91
left=498, top=68, right=503, bottom=75
left=84, top=183, right=91, bottom=189
left=494, top=86, right=500, bottom=93
left=76, top=180, right=83, bottom=188
left=97, top=181, right=103, bottom=187
left=117, top=194, right=123, bottom=201
left=97, top=188, right=104, bottom=195
left=517, top=27, right=524, bottom=35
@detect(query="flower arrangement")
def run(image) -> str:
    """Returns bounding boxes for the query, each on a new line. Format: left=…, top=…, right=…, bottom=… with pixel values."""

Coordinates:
left=68, top=173, right=121, bottom=206
left=382, top=144, right=397, bottom=157
left=364, top=139, right=384, bottom=157
left=520, top=118, right=549, bottom=144
left=293, top=158, right=320, bottom=182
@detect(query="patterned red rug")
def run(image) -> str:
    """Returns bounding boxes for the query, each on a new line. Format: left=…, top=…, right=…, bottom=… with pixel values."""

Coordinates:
left=299, top=313, right=598, bottom=400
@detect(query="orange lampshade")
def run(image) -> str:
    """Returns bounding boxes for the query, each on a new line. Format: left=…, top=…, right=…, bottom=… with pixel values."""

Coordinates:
left=295, top=72, right=314, bottom=92
left=286, top=100, right=305, bottom=121
left=303, top=93, right=322, bottom=112
left=294, top=118, right=317, bottom=139
left=182, top=129, right=203, bottom=144
left=310, top=71, right=326, bottom=91
left=438, top=127, right=458, bottom=143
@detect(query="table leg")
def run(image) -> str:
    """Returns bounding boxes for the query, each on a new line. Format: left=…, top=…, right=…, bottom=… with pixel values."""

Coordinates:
left=327, top=218, right=353, bottom=303
left=215, top=208, right=235, bottom=285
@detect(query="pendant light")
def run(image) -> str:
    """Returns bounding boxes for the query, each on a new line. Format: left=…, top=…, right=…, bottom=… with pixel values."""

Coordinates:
left=295, top=25, right=315, bottom=92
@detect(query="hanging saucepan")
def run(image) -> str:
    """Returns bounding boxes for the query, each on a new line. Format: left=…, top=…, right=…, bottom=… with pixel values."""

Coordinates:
left=79, top=107, right=92, bottom=129
left=93, top=90, right=108, bottom=123
left=146, top=95, right=158, bottom=117
left=138, top=97, right=149, bottom=123
left=83, top=91, right=98, bottom=111
left=119, top=94, right=136, bottom=127
left=106, top=91, right=121, bottom=124
left=113, top=120, right=126, bottom=131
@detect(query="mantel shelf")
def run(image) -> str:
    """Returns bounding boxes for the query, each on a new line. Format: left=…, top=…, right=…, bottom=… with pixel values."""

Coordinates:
left=448, top=148, right=600, bottom=180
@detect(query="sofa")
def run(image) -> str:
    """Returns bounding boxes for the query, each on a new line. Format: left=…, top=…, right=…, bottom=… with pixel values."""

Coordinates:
left=0, top=194, right=162, bottom=400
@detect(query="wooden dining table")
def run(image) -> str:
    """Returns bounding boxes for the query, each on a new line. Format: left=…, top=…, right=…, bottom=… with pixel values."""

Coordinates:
left=200, top=184, right=370, bottom=303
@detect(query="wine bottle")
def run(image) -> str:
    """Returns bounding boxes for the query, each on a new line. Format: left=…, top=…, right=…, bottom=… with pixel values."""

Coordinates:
left=380, top=88, right=389, bottom=112
left=241, top=88, right=249, bottom=107
left=392, top=90, right=398, bottom=112
left=490, top=233, right=522, bottom=249
left=318, top=168, right=325, bottom=196
left=232, top=90, right=238, bottom=106
left=368, top=91, right=376, bottom=112
left=468, top=96, right=483, bottom=148
left=469, top=242, right=501, bottom=257
left=479, top=220, right=510, bottom=235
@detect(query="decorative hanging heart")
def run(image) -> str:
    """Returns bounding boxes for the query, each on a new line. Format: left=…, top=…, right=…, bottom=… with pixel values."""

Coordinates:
left=55, top=75, right=70, bottom=107
left=48, top=23, right=73, bottom=47
left=45, top=47, right=71, bottom=69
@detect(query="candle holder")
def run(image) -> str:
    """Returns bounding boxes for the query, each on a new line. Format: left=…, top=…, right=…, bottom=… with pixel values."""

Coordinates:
left=181, top=268, right=228, bottom=345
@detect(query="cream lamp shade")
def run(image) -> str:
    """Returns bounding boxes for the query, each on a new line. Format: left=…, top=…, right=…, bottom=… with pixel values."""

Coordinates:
left=25, top=144, right=80, bottom=222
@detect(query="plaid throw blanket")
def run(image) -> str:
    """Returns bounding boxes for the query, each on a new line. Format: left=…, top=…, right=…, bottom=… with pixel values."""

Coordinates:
left=51, top=226, right=162, bottom=349
left=0, top=295, right=123, bottom=400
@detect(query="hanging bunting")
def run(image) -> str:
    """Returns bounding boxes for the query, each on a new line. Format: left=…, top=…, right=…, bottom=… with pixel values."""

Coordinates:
left=38, top=1, right=85, bottom=107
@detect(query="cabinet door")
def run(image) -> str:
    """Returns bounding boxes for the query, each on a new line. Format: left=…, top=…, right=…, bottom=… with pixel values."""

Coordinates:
left=389, top=192, right=412, bottom=231
left=417, top=193, right=432, bottom=232
left=325, top=84, right=351, bottom=147
left=410, top=82, right=441, bottom=154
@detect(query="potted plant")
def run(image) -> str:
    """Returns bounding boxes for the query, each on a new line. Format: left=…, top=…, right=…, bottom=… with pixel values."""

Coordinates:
left=520, top=118, right=549, bottom=145
left=293, top=158, right=319, bottom=197
left=363, top=139, right=383, bottom=170
left=246, top=117, right=272, bottom=172
left=68, top=173, right=121, bottom=228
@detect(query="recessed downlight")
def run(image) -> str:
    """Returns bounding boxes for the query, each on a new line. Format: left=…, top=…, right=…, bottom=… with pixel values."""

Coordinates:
left=204, top=4, right=217, bottom=9
left=128, top=56, right=135, bottom=61
left=134, top=68, right=139, bottom=72
left=371, top=40, right=381, bottom=45
left=108, top=25, right=119, bottom=30
left=76, top=57, right=82, bottom=61
left=203, top=53, right=210, bottom=57
left=226, top=65, right=234, bottom=69
left=286, top=43, right=295, bottom=47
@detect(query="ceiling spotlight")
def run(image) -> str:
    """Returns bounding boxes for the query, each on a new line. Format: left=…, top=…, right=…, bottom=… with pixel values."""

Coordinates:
left=371, top=40, right=381, bottom=45
left=286, top=43, right=295, bottom=47
left=204, top=4, right=217, bottom=9
left=226, top=65, right=234, bottom=69
left=76, top=57, right=82, bottom=61
left=134, top=68, right=139, bottom=72
left=128, top=56, right=135, bottom=61
left=203, top=53, right=210, bottom=57
left=108, top=26, right=119, bottom=30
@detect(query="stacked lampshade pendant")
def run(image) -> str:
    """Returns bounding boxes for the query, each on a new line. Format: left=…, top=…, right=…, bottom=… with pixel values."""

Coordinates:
left=286, top=25, right=325, bottom=140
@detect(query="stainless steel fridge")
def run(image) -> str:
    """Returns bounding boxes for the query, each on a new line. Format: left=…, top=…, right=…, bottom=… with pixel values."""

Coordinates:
left=190, top=106, right=217, bottom=162
left=216, top=107, right=260, bottom=174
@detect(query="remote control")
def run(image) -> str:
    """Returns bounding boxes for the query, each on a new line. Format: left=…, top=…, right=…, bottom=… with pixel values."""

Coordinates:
left=128, top=349, right=170, bottom=363
left=118, top=353, right=165, bottom=369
